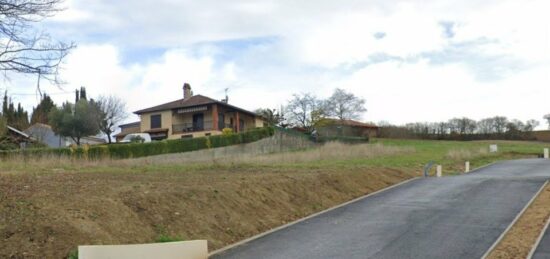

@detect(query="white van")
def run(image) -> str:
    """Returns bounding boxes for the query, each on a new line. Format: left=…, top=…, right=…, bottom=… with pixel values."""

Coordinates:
left=120, top=133, right=152, bottom=143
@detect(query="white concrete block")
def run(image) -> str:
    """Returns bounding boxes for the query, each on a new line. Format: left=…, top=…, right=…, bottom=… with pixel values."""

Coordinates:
left=79, top=240, right=208, bottom=259
left=465, top=161, right=470, bottom=173
left=545, top=148, right=549, bottom=159
left=436, top=165, right=442, bottom=177
left=490, top=144, right=498, bottom=153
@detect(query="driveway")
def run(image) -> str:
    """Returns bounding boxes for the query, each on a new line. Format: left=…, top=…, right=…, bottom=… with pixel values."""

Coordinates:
left=212, top=159, right=550, bottom=259
left=532, top=217, right=550, bottom=259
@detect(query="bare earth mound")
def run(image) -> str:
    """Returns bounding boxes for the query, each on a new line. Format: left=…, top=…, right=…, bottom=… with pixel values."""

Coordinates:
left=0, top=167, right=415, bottom=258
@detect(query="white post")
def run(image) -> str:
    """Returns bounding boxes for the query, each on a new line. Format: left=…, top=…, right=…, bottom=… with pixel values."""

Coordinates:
left=436, top=165, right=442, bottom=177
left=545, top=148, right=549, bottom=159
left=465, top=161, right=470, bottom=173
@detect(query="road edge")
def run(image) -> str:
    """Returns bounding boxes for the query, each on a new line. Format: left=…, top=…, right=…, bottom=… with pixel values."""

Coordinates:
left=209, top=176, right=421, bottom=256
left=481, top=180, right=549, bottom=259
left=467, top=161, right=499, bottom=174
left=527, top=214, right=550, bottom=258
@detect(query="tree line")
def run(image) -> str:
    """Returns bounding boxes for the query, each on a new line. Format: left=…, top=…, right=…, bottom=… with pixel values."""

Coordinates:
left=0, top=88, right=128, bottom=147
left=255, top=88, right=367, bottom=132
left=379, top=116, right=543, bottom=140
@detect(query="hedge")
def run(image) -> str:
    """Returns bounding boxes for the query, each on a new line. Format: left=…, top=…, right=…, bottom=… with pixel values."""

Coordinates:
left=316, top=135, right=369, bottom=144
left=0, top=127, right=275, bottom=160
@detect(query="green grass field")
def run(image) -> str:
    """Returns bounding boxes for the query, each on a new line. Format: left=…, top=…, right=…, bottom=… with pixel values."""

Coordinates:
left=3, top=138, right=547, bottom=176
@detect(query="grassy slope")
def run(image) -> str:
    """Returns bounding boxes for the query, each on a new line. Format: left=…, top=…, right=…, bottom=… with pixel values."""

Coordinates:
left=0, top=139, right=548, bottom=258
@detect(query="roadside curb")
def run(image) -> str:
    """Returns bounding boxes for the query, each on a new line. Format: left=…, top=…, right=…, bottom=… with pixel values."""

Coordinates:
left=467, top=161, right=499, bottom=175
left=527, top=213, right=550, bottom=258
left=209, top=177, right=421, bottom=257
left=481, top=180, right=549, bottom=259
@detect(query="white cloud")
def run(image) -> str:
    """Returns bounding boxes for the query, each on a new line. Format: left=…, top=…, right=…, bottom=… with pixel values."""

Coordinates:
left=5, top=0, right=550, bottom=129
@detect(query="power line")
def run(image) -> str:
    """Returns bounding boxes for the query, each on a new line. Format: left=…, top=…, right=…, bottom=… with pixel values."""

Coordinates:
left=9, top=91, right=73, bottom=96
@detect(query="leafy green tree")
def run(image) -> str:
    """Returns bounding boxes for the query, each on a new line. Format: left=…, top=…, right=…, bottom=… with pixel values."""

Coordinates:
left=49, top=99, right=100, bottom=146
left=31, top=94, right=56, bottom=124
left=1, top=91, right=29, bottom=130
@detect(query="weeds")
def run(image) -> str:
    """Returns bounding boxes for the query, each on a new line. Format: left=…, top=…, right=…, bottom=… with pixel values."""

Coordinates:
left=155, top=234, right=183, bottom=243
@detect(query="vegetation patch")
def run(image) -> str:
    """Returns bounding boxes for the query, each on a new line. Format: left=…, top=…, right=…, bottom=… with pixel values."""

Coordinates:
left=0, top=127, right=274, bottom=161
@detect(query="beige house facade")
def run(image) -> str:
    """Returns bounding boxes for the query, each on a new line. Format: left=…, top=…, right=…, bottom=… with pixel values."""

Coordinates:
left=130, top=83, right=265, bottom=141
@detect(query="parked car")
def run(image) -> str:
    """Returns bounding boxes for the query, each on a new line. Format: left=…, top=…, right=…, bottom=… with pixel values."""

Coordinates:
left=120, top=133, right=152, bottom=143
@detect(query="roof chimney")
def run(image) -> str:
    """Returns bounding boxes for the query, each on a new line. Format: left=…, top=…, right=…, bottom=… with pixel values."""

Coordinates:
left=183, top=83, right=192, bottom=100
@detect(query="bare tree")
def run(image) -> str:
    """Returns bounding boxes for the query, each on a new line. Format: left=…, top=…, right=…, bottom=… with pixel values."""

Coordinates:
left=325, top=88, right=366, bottom=120
left=544, top=114, right=550, bottom=129
left=0, top=0, right=75, bottom=87
left=96, top=95, right=128, bottom=144
left=524, top=119, right=540, bottom=132
left=492, top=116, right=508, bottom=134
left=285, top=93, right=321, bottom=132
left=477, top=118, right=496, bottom=134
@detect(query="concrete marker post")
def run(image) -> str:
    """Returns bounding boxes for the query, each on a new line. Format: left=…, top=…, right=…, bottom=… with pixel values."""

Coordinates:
left=436, top=165, right=442, bottom=177
left=544, top=148, right=549, bottom=159
left=465, top=161, right=470, bottom=173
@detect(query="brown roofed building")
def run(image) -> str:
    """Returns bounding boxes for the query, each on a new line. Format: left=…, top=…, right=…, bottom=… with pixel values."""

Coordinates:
left=316, top=118, right=379, bottom=138
left=131, top=83, right=265, bottom=141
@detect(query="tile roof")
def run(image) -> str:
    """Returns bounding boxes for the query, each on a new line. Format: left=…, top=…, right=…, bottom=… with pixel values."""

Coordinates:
left=134, top=94, right=257, bottom=116
left=321, top=118, right=379, bottom=128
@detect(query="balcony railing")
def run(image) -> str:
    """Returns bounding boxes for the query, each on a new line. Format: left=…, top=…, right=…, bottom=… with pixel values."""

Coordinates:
left=172, top=121, right=213, bottom=133
left=172, top=122, right=246, bottom=134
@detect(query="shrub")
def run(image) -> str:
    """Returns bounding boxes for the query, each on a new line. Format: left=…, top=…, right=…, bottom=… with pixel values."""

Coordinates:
left=67, top=249, right=78, bottom=259
left=222, top=128, right=233, bottom=135
left=1, top=127, right=275, bottom=161
left=155, top=234, right=183, bottom=243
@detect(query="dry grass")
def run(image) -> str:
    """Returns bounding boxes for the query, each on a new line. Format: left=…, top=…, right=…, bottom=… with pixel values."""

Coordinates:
left=0, top=142, right=414, bottom=174
left=133, top=142, right=415, bottom=166
left=445, top=147, right=489, bottom=160
left=487, top=182, right=550, bottom=259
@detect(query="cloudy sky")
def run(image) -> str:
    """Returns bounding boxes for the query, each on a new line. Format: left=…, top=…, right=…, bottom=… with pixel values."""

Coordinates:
left=5, top=0, right=550, bottom=127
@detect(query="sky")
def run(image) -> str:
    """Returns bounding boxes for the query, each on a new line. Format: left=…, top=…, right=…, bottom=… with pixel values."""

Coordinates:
left=3, top=0, right=550, bottom=128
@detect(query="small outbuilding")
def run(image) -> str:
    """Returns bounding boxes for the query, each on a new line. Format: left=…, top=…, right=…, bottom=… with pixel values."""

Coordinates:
left=316, top=119, right=379, bottom=138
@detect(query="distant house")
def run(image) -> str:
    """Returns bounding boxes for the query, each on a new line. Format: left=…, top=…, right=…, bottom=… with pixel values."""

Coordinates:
left=131, top=83, right=265, bottom=141
left=113, top=121, right=141, bottom=142
left=25, top=123, right=67, bottom=148
left=316, top=119, right=379, bottom=138
left=25, top=123, right=106, bottom=148
left=7, top=125, right=31, bottom=148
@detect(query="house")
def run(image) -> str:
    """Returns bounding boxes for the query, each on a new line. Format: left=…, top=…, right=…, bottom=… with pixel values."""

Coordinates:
left=25, top=123, right=106, bottom=148
left=316, top=119, right=379, bottom=138
left=113, top=121, right=141, bottom=142
left=25, top=123, right=67, bottom=148
left=6, top=125, right=31, bottom=148
left=132, top=83, right=264, bottom=140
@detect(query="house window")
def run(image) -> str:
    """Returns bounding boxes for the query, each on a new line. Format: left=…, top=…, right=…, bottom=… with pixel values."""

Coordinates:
left=151, top=114, right=161, bottom=129
left=239, top=119, right=245, bottom=131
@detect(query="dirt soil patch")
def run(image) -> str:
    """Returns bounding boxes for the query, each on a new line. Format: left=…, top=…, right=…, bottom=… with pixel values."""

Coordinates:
left=487, top=181, right=550, bottom=259
left=0, top=167, right=415, bottom=258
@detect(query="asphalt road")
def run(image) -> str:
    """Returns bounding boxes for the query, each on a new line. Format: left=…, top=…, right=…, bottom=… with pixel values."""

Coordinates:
left=532, top=218, right=550, bottom=259
left=212, top=159, right=550, bottom=259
